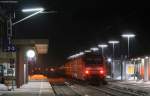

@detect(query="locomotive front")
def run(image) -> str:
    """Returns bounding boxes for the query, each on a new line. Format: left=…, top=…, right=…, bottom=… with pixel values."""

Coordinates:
left=83, top=53, right=107, bottom=84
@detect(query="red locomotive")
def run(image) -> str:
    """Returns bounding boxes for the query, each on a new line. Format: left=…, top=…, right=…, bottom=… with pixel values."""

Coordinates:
left=65, top=52, right=107, bottom=85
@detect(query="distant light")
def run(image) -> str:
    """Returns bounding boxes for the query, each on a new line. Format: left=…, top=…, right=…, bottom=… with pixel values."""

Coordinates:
left=137, top=57, right=141, bottom=60
left=50, top=68, right=54, bottom=72
left=84, top=50, right=91, bottom=53
left=121, top=33, right=135, bottom=38
left=108, top=40, right=119, bottom=44
left=90, top=47, right=99, bottom=51
left=85, top=70, right=89, bottom=74
left=107, top=58, right=112, bottom=62
left=98, top=44, right=108, bottom=48
left=22, top=7, right=44, bottom=12
left=145, top=56, right=149, bottom=59
left=26, top=50, right=35, bottom=58
left=79, top=52, right=84, bottom=55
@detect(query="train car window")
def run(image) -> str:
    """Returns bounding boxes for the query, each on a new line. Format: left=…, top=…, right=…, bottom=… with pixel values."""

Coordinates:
left=83, top=52, right=104, bottom=65
left=85, top=58, right=102, bottom=64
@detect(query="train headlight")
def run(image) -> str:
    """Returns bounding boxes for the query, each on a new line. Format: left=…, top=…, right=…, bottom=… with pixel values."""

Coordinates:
left=85, top=70, right=89, bottom=74
left=100, top=70, right=104, bottom=74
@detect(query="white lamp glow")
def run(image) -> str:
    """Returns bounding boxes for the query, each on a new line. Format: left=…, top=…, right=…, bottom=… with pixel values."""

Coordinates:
left=26, top=50, right=35, bottom=58
left=22, top=7, right=44, bottom=12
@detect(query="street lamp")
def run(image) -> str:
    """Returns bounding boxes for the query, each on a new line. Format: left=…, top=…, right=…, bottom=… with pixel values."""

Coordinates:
left=108, top=40, right=119, bottom=58
left=13, top=7, right=45, bottom=25
left=108, top=40, right=119, bottom=79
left=90, top=47, right=99, bottom=52
left=22, top=7, right=44, bottom=12
left=98, top=44, right=108, bottom=55
left=122, top=33, right=135, bottom=58
left=26, top=50, right=35, bottom=58
left=84, top=50, right=91, bottom=53
left=26, top=49, right=36, bottom=83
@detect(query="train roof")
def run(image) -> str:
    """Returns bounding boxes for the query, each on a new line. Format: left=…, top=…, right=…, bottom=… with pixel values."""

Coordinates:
left=67, top=52, right=103, bottom=60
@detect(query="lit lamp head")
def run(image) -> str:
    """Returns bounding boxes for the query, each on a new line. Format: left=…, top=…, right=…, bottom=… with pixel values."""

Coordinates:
left=108, top=40, right=119, bottom=44
left=98, top=44, right=108, bottom=48
left=107, top=58, right=112, bottom=62
left=26, top=50, right=35, bottom=58
left=84, top=50, right=91, bottom=53
left=122, top=33, right=135, bottom=38
left=90, top=47, right=99, bottom=52
left=22, top=7, right=44, bottom=13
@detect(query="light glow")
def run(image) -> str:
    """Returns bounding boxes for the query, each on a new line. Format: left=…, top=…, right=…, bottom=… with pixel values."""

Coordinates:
left=85, top=70, right=89, bottom=74
left=26, top=50, right=35, bottom=58
left=145, top=56, right=149, bottom=59
left=107, top=58, right=112, bottom=62
left=90, top=47, right=99, bottom=51
left=22, top=7, right=44, bottom=12
left=99, top=67, right=104, bottom=74
left=122, top=33, right=135, bottom=38
left=100, top=70, right=104, bottom=74
left=108, top=40, right=119, bottom=44
left=84, top=50, right=91, bottom=53
left=98, top=44, right=108, bottom=48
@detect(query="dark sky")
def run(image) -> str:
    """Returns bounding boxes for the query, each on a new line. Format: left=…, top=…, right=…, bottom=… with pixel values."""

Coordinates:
left=2, top=0, right=150, bottom=66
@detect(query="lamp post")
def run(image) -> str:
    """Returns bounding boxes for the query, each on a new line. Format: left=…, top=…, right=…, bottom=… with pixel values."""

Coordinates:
left=122, top=33, right=135, bottom=81
left=108, top=40, right=119, bottom=79
left=121, top=33, right=135, bottom=58
left=98, top=44, right=108, bottom=55
left=13, top=7, right=45, bottom=25
left=26, top=49, right=35, bottom=83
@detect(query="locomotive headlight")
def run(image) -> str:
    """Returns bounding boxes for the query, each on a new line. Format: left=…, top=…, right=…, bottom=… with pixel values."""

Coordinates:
left=100, top=70, right=104, bottom=74
left=99, top=67, right=104, bottom=74
left=85, top=70, right=89, bottom=74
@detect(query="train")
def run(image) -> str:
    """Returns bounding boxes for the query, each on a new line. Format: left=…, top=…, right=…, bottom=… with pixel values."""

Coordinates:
left=64, top=52, right=107, bottom=85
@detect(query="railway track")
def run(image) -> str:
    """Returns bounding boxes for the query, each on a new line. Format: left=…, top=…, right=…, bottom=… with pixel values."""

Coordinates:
left=50, top=79, right=148, bottom=96
left=109, top=82, right=149, bottom=96
left=50, top=82, right=81, bottom=96
left=87, top=85, right=143, bottom=96
left=66, top=80, right=145, bottom=96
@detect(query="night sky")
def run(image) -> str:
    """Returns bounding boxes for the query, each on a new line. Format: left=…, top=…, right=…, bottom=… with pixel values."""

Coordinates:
left=2, top=0, right=150, bottom=66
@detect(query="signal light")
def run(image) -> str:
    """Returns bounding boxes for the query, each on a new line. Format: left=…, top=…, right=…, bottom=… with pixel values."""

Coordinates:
left=85, top=70, right=89, bottom=74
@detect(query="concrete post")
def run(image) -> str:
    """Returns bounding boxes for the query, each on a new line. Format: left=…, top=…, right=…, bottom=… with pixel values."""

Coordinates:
left=16, top=46, right=25, bottom=88
left=144, top=58, right=149, bottom=81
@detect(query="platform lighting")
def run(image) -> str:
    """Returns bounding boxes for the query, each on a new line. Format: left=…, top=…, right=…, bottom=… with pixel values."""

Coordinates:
left=145, top=56, right=149, bottom=59
left=137, top=57, right=141, bottom=60
left=121, top=33, right=135, bottom=57
left=22, top=7, right=44, bottom=12
left=107, top=58, right=112, bottom=62
left=90, top=47, right=99, bottom=52
left=108, top=40, right=119, bottom=59
left=84, top=50, right=91, bottom=53
left=26, top=49, right=36, bottom=83
left=13, top=7, right=45, bottom=25
left=108, top=40, right=119, bottom=79
left=26, top=50, right=35, bottom=58
left=98, top=44, right=108, bottom=55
